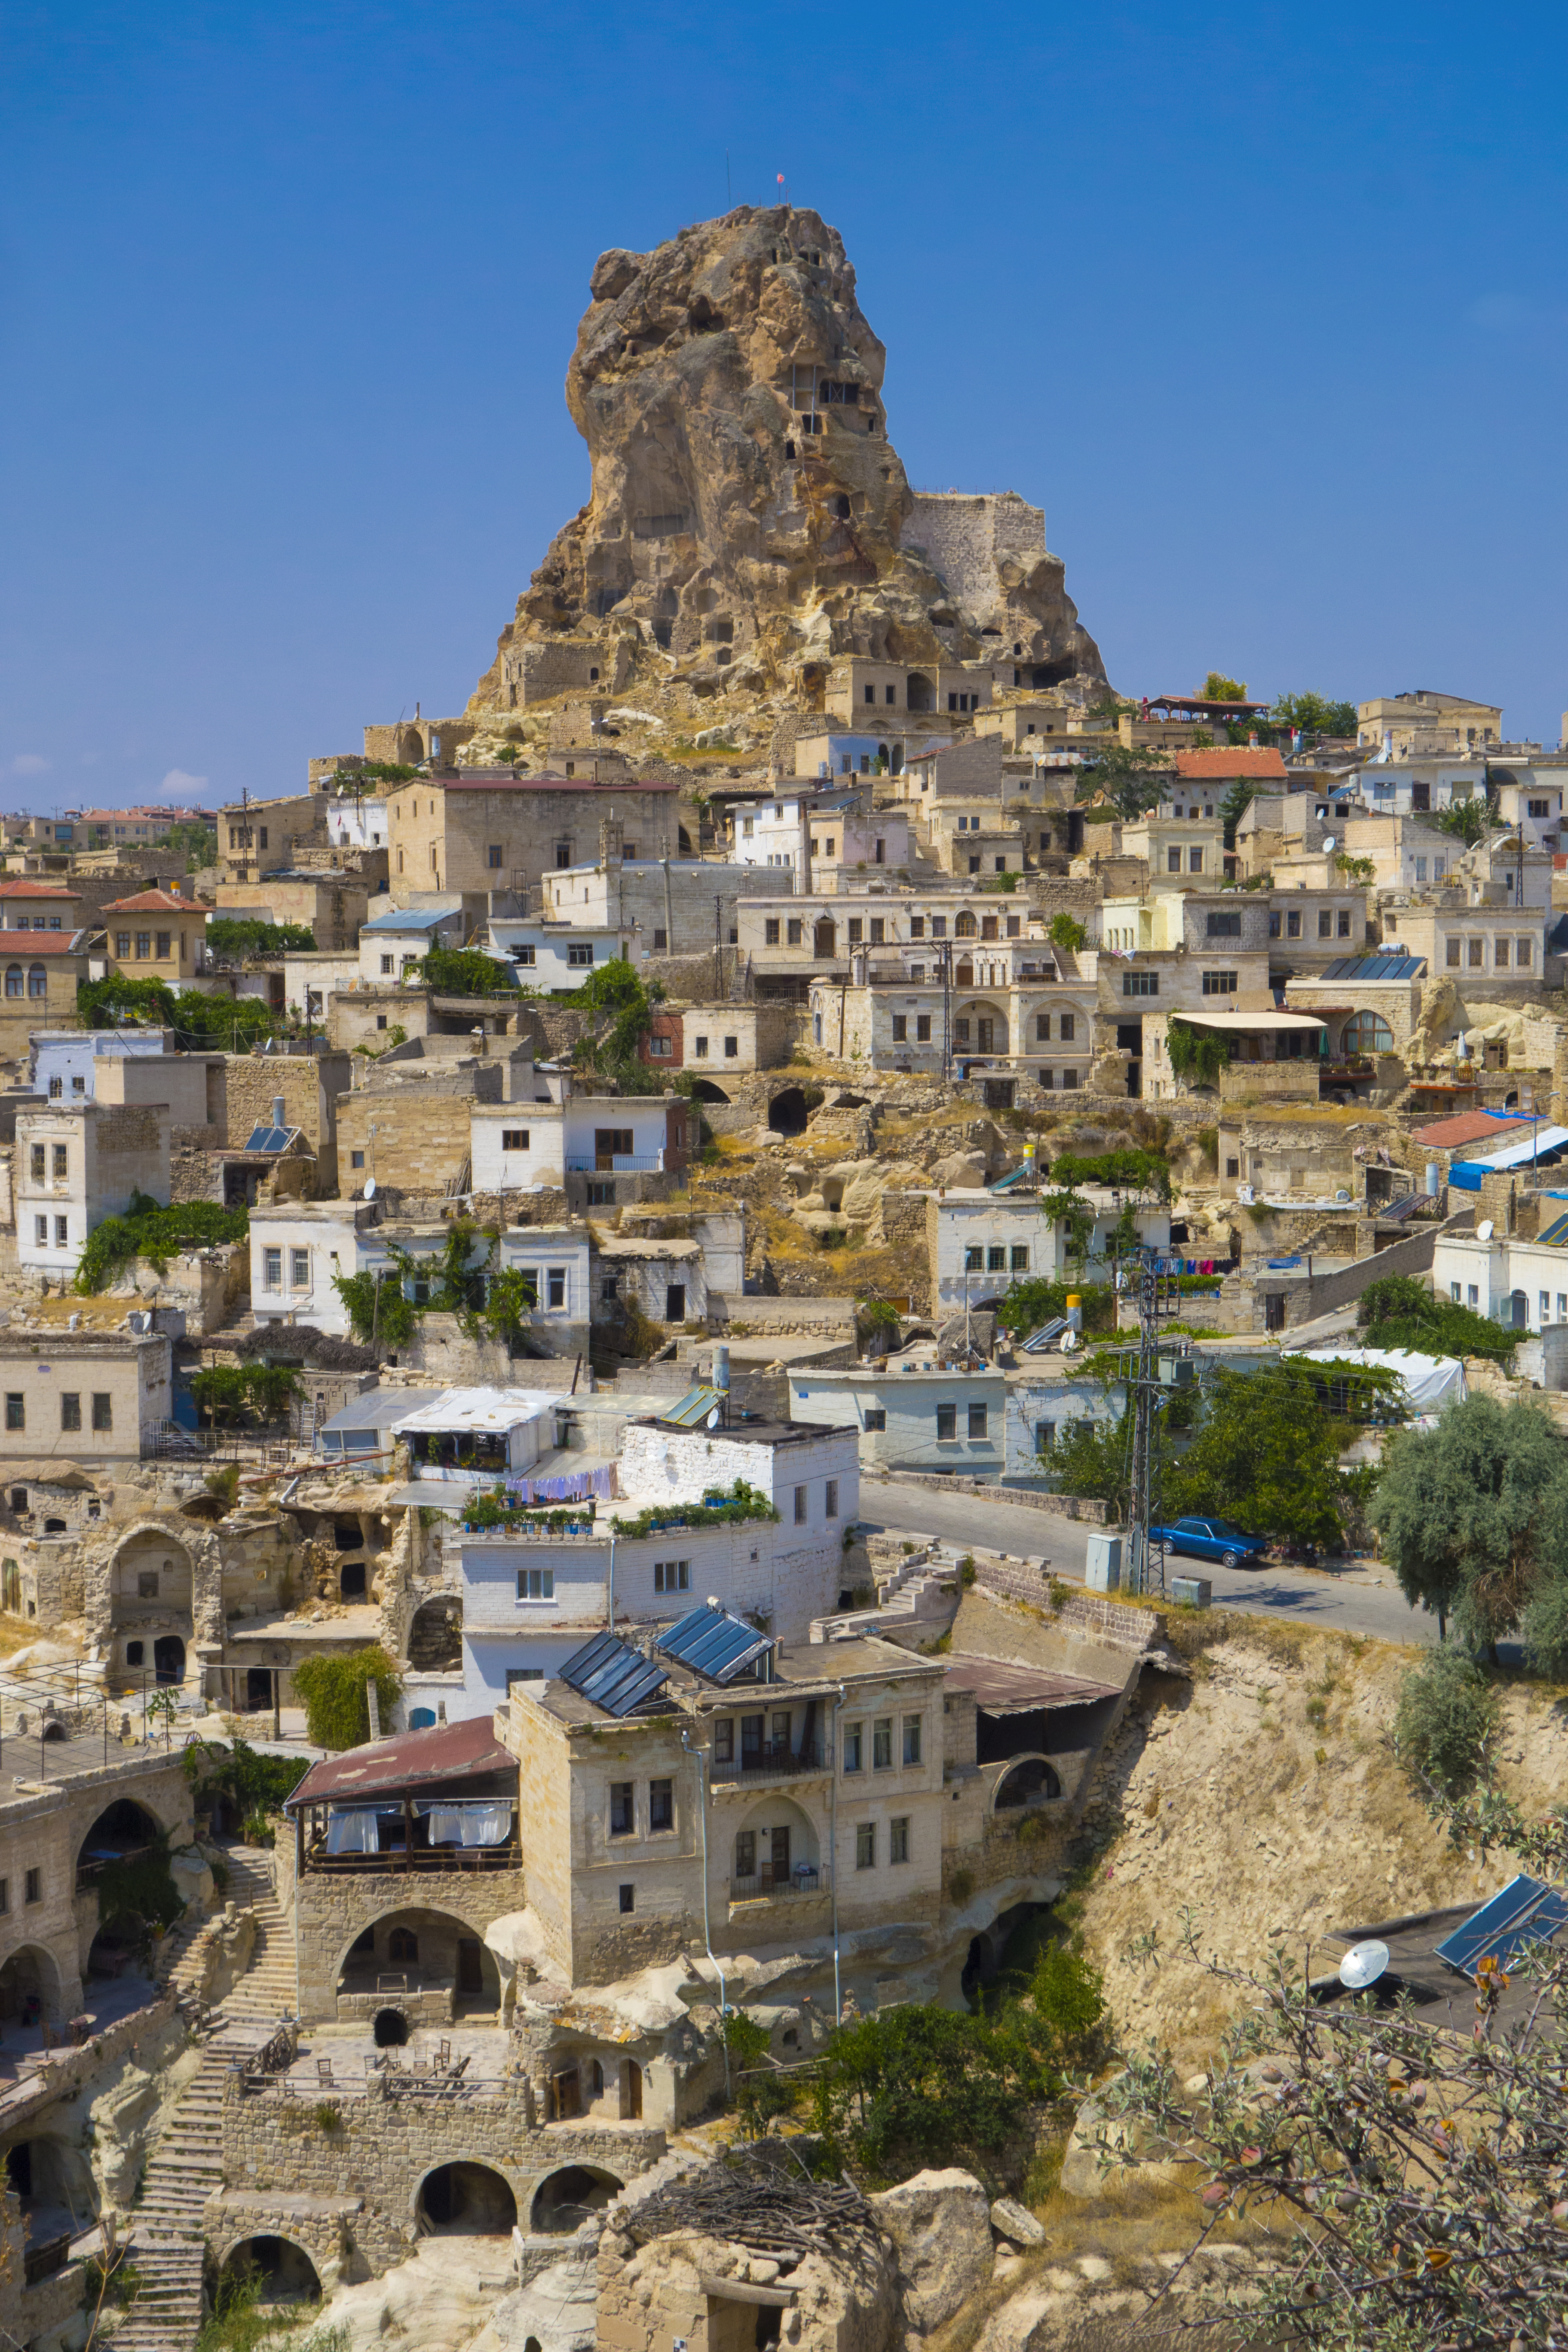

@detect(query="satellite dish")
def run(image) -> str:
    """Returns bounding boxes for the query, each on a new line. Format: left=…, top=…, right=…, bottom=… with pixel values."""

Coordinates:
left=706, top=1407, right=720, bottom=1430
left=1323, top=835, right=1337, bottom=854
left=1061, top=1329, right=1078, bottom=1354
left=1477, top=1219, right=1494, bottom=1241
left=363, top=1178, right=377, bottom=1200
left=1338, top=1939, right=1390, bottom=1991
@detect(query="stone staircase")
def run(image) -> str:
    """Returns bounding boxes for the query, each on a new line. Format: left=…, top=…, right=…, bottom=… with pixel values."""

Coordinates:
left=809, top=1544, right=958, bottom=1641
left=118, top=1848, right=296, bottom=2352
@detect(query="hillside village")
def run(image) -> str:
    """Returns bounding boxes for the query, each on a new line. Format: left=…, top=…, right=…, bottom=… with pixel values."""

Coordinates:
left=1, top=204, right=1566, bottom=2352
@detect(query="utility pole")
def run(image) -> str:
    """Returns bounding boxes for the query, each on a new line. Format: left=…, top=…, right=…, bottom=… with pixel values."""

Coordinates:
left=1121, top=1246, right=1182, bottom=1599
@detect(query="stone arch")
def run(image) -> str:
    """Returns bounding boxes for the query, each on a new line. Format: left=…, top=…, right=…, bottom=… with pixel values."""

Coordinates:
left=992, top=1756, right=1062, bottom=1810
left=767, top=1087, right=809, bottom=1136
left=688, top=1079, right=729, bottom=1104
left=906, top=672, right=934, bottom=713
left=217, top=2235, right=322, bottom=2306
left=0, top=1942, right=63, bottom=2024
left=398, top=728, right=426, bottom=766
left=954, top=911, right=978, bottom=938
left=529, top=2165, right=624, bottom=2235
left=416, top=2160, right=518, bottom=2236
left=330, top=1905, right=502, bottom=2011
left=107, top=1524, right=197, bottom=1680
left=956, top=999, right=1008, bottom=1054
left=732, top=1794, right=821, bottom=1890
left=407, top=1596, right=462, bottom=1669
left=75, top=1796, right=164, bottom=1888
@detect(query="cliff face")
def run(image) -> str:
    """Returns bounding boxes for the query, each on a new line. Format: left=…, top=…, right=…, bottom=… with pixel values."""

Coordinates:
left=470, top=207, right=1104, bottom=715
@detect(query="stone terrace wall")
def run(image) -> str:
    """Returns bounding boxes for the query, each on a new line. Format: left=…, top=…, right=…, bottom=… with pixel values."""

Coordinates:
left=874, top=1469, right=1109, bottom=1524
left=220, top=2071, right=665, bottom=2280
left=295, top=1864, right=530, bottom=2018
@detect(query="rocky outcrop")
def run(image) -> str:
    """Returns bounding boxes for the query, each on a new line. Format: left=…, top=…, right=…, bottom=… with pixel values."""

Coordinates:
left=471, top=207, right=1104, bottom=716
left=867, top=2167, right=995, bottom=2334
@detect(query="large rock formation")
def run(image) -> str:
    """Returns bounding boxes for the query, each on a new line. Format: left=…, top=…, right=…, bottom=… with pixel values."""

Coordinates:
left=469, top=206, right=1105, bottom=720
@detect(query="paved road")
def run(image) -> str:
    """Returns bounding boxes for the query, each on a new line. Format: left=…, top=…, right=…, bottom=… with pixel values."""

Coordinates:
left=860, top=1479, right=1440, bottom=1649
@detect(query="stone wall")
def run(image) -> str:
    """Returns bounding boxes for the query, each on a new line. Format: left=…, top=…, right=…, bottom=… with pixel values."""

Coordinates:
left=335, top=1090, right=477, bottom=1195
left=872, top=1469, right=1109, bottom=1523
left=294, top=1862, right=530, bottom=2019
left=219, top=2069, right=665, bottom=2280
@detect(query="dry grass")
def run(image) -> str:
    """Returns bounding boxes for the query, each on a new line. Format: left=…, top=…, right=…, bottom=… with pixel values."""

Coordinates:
left=0, top=1617, right=40, bottom=1659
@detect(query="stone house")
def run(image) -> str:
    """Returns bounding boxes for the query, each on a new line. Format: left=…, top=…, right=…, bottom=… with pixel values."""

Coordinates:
left=788, top=1364, right=1009, bottom=1477
left=358, top=903, right=466, bottom=985
left=1118, top=814, right=1225, bottom=885
left=386, top=775, right=679, bottom=913
left=1381, top=893, right=1552, bottom=989
left=0, top=1329, right=173, bottom=1475
left=824, top=657, right=993, bottom=725
left=469, top=1084, right=690, bottom=1213
left=0, top=879, right=84, bottom=934
left=538, top=852, right=772, bottom=959
left=1356, top=689, right=1503, bottom=756
left=212, top=873, right=371, bottom=953
left=98, top=888, right=207, bottom=988
left=806, top=937, right=1096, bottom=1095
left=218, top=792, right=330, bottom=885
left=914, top=798, right=1024, bottom=879
left=13, top=1099, right=171, bottom=1280
left=635, top=1001, right=796, bottom=1078
left=0, top=934, right=93, bottom=1064
left=487, top=916, right=635, bottom=990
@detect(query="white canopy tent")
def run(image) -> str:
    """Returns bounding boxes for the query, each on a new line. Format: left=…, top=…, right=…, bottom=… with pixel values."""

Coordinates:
left=1286, top=1345, right=1467, bottom=1420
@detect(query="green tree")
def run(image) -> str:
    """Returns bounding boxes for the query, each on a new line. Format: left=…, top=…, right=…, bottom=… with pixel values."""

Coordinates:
left=1393, top=1645, right=1499, bottom=1795
left=1272, top=690, right=1358, bottom=739
left=292, top=1647, right=403, bottom=1749
left=995, top=1278, right=1115, bottom=1341
left=159, top=817, right=220, bottom=872
left=75, top=1195, right=249, bottom=1295
left=1167, top=1362, right=1399, bottom=1551
left=1369, top=1393, right=1568, bottom=1650
left=1219, top=775, right=1256, bottom=846
left=417, top=944, right=520, bottom=997
left=205, top=919, right=319, bottom=959
left=1047, top=911, right=1087, bottom=951
left=1039, top=1412, right=1130, bottom=1513
left=1356, top=1271, right=1516, bottom=1366
left=1436, top=796, right=1492, bottom=846
left=1072, top=741, right=1171, bottom=821
left=77, top=974, right=177, bottom=1029
left=1202, top=671, right=1247, bottom=702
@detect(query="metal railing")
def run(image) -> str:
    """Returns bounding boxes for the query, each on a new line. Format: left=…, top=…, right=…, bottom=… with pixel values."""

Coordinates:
left=710, top=1742, right=824, bottom=1785
left=729, top=1866, right=826, bottom=1902
left=564, top=1152, right=665, bottom=1174
left=303, top=1841, right=523, bottom=1876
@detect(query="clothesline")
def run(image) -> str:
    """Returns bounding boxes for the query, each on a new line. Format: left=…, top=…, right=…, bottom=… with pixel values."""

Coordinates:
left=502, top=1467, right=616, bottom=1506
left=324, top=1800, right=514, bottom=1853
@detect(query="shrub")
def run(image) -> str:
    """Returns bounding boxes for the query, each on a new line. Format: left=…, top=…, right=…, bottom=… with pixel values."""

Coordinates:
left=205, top=919, right=319, bottom=959
left=292, top=1647, right=403, bottom=1750
left=1393, top=1645, right=1499, bottom=1795
left=75, top=1192, right=249, bottom=1294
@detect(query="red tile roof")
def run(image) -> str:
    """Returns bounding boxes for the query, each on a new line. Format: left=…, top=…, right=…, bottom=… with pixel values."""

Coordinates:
left=99, top=889, right=196, bottom=913
left=1412, top=1111, right=1534, bottom=1148
left=0, top=931, right=88, bottom=954
left=1174, top=748, right=1288, bottom=781
left=0, top=879, right=81, bottom=899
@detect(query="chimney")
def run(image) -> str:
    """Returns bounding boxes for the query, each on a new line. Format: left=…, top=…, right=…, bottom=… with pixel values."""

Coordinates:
left=272, top=1095, right=286, bottom=1130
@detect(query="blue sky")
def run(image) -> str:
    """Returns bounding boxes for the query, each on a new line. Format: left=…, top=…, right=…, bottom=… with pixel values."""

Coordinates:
left=4, top=0, right=1567, bottom=811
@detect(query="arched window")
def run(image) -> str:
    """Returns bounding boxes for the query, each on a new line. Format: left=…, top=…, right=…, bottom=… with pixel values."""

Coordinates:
left=955, top=912, right=978, bottom=938
left=4, top=967, right=20, bottom=998
left=1343, top=1011, right=1394, bottom=1057
left=387, top=1926, right=418, bottom=1965
left=27, top=965, right=45, bottom=999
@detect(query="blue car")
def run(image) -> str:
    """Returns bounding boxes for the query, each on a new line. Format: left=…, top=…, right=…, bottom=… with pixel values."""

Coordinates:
left=1149, top=1515, right=1269, bottom=1568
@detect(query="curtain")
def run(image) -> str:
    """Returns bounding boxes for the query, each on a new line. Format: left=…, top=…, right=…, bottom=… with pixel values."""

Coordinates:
left=414, top=1800, right=514, bottom=1847
left=325, top=1807, right=388, bottom=1853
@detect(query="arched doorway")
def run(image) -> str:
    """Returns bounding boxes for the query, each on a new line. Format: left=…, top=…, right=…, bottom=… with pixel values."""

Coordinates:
left=76, top=1798, right=161, bottom=1891
left=906, top=673, right=934, bottom=713
left=730, top=1796, right=820, bottom=1895
left=767, top=1088, right=809, bottom=1137
left=530, top=2165, right=623, bottom=2234
left=407, top=1598, right=461, bottom=1670
left=418, top=2163, right=517, bottom=2236
left=336, top=1909, right=499, bottom=2013
left=219, top=2237, right=321, bottom=2307
left=153, top=1635, right=185, bottom=1685
left=0, top=1945, right=61, bottom=2026
left=993, top=1757, right=1061, bottom=1809
left=373, top=2006, right=409, bottom=2047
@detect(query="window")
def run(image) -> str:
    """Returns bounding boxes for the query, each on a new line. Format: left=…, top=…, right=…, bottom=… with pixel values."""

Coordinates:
left=1518, top=937, right=1534, bottom=968
left=765, top=918, right=780, bottom=945
left=890, top=1816, right=910, bottom=1863
left=505, top=1668, right=543, bottom=1690
left=501, top=1128, right=529, bottom=1151
left=968, top=1401, right=988, bottom=1439
left=863, top=1407, right=886, bottom=1430
left=514, top=943, right=536, bottom=967
left=1468, top=937, right=1484, bottom=967
left=692, top=1034, right=709, bottom=1057
left=135, top=932, right=150, bottom=959
left=870, top=918, right=885, bottom=944
left=787, top=919, right=803, bottom=946
left=1268, top=912, right=1281, bottom=939
left=1543, top=1292, right=1553, bottom=1325
left=1338, top=909, right=1352, bottom=937
left=848, top=919, right=862, bottom=944
left=873, top=1718, right=892, bottom=1769
left=24, top=1869, right=40, bottom=1905
left=654, top=1559, right=690, bottom=1593
left=1123, top=972, right=1158, bottom=996
left=1060, top=1014, right=1075, bottom=1041
left=1011, top=1244, right=1029, bottom=1270
left=931, top=917, right=946, bottom=939
left=0, top=1880, right=7, bottom=1914
left=350, top=1150, right=365, bottom=1170
left=1343, top=1010, right=1394, bottom=1056
left=1286, top=908, right=1302, bottom=938
left=916, top=1014, right=931, bottom=1042
left=1530, top=799, right=1550, bottom=817
left=965, top=1245, right=983, bottom=1273
left=892, top=1015, right=907, bottom=1042
left=652, top=927, right=667, bottom=951
left=734, top=1828, right=756, bottom=1875
left=856, top=1822, right=876, bottom=1868
left=27, top=965, right=44, bottom=1000
left=487, top=845, right=503, bottom=869
left=724, top=1035, right=738, bottom=1057
left=825, top=1477, right=838, bottom=1518
left=864, top=683, right=875, bottom=704
left=844, top=1721, right=864, bottom=1773
left=647, top=1034, right=672, bottom=1056
left=1035, top=1012, right=1050, bottom=1041
left=619, top=1884, right=634, bottom=1914
left=1206, top=911, right=1241, bottom=937
left=649, top=1778, right=674, bottom=1831
left=114, top=933, right=130, bottom=958
left=1451, top=1282, right=1462, bottom=1303
left=33, top=1217, right=44, bottom=1247
left=70, top=1076, right=83, bottom=1096
left=983, top=1244, right=1004, bottom=1271
left=1447, top=937, right=1462, bottom=968
left=1167, top=847, right=1182, bottom=874
left=1201, top=970, right=1238, bottom=995
left=1494, top=938, right=1510, bottom=969
left=714, top=1719, right=733, bottom=1763
left=1318, top=910, right=1333, bottom=938
left=936, top=1402, right=957, bottom=1440
left=1226, top=1157, right=1240, bottom=1178
left=47, top=1077, right=61, bottom=1099
left=263, top=1248, right=282, bottom=1289
left=291, top=1249, right=309, bottom=1289
left=155, top=931, right=171, bottom=959
left=567, top=943, right=594, bottom=967
left=54, top=1217, right=66, bottom=1249
left=1188, top=848, right=1204, bottom=873
left=3, top=1397, right=20, bottom=1432
left=29, top=1145, right=43, bottom=1184
left=794, top=1484, right=807, bottom=1524
left=903, top=1715, right=922, bottom=1765
left=586, top=1180, right=615, bottom=1205
left=547, top=1268, right=566, bottom=1309
left=1468, top=1285, right=1479, bottom=1308
left=517, top=1566, right=555, bottom=1599
left=61, top=1393, right=80, bottom=1432
left=911, top=916, right=925, bottom=939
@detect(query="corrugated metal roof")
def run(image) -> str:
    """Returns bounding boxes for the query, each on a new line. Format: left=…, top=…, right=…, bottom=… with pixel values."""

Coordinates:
left=1412, top=1111, right=1532, bottom=1148
left=318, top=1387, right=444, bottom=1434
left=656, top=1603, right=773, bottom=1684
left=391, top=1387, right=558, bottom=1434
left=285, top=1714, right=514, bottom=1810
left=1434, top=1874, right=1568, bottom=1978
left=940, top=1656, right=1122, bottom=1714
left=361, top=907, right=455, bottom=934
left=1461, top=1126, right=1568, bottom=1173
left=559, top=1630, right=669, bottom=1716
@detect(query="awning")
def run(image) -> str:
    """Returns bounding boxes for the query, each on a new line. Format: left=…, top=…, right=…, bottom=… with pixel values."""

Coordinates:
left=1285, top=1346, right=1467, bottom=1416
left=1173, top=1010, right=1327, bottom=1032
left=941, top=1656, right=1121, bottom=1713
left=285, top=1714, right=515, bottom=1811
left=1455, top=1125, right=1568, bottom=1173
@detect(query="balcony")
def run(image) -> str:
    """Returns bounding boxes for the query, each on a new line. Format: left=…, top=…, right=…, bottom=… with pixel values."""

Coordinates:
left=565, top=1152, right=665, bottom=1174
left=728, top=1865, right=827, bottom=1903
left=709, top=1742, right=825, bottom=1786
left=302, top=1839, right=523, bottom=1877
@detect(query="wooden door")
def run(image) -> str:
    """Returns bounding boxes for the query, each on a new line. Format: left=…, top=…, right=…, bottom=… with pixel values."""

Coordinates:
left=770, top=1826, right=790, bottom=1882
left=622, top=2060, right=643, bottom=2120
left=457, top=1937, right=483, bottom=1996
